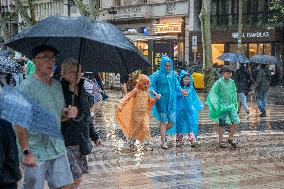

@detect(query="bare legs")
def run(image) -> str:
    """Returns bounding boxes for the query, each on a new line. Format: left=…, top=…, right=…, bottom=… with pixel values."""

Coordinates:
left=121, top=83, right=127, bottom=97
left=159, top=122, right=172, bottom=149
left=218, top=124, right=238, bottom=142
left=228, top=124, right=238, bottom=141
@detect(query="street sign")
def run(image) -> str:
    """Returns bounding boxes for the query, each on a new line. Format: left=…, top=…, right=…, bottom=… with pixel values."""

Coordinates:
left=192, top=36, right=197, bottom=52
left=192, top=46, right=197, bottom=52
left=192, top=36, right=197, bottom=46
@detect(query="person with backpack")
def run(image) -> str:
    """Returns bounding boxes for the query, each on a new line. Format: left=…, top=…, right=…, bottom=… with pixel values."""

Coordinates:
left=255, top=64, right=271, bottom=117
left=233, top=64, right=253, bottom=115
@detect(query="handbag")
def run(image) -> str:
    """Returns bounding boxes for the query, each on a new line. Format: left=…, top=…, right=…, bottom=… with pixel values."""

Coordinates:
left=80, top=137, right=93, bottom=155
left=79, top=131, right=93, bottom=155
left=78, top=118, right=93, bottom=155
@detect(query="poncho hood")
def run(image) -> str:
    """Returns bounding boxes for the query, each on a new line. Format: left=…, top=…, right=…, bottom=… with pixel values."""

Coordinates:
left=159, top=56, right=174, bottom=74
left=179, top=70, right=194, bottom=88
left=135, top=74, right=150, bottom=91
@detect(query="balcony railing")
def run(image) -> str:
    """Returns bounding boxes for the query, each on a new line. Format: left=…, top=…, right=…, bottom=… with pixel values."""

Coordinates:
left=100, top=0, right=188, bottom=21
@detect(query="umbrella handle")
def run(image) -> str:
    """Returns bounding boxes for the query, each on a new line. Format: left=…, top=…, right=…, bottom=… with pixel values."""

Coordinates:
left=72, top=38, right=85, bottom=106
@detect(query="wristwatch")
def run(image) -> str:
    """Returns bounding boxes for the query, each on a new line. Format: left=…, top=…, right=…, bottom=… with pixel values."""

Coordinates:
left=23, top=149, right=30, bottom=155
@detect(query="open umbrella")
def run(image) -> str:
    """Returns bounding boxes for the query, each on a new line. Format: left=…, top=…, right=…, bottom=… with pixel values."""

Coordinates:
left=0, top=58, right=21, bottom=74
left=0, top=86, right=63, bottom=139
left=249, top=55, right=277, bottom=65
left=217, top=53, right=249, bottom=63
left=6, top=16, right=150, bottom=75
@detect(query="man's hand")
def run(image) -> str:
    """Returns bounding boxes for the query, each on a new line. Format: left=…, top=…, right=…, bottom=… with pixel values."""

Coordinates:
left=67, top=105, right=78, bottom=118
left=23, top=154, right=37, bottom=167
left=181, top=89, right=188, bottom=96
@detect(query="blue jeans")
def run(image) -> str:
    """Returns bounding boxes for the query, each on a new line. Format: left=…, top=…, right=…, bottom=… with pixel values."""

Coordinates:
left=255, top=91, right=268, bottom=113
left=238, top=93, right=249, bottom=113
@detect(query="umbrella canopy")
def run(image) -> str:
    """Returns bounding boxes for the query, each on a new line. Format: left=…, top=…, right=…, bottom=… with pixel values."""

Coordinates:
left=0, top=50, right=10, bottom=58
left=217, top=53, right=249, bottom=63
left=0, top=57, right=21, bottom=74
left=249, top=55, right=277, bottom=65
left=0, top=86, right=63, bottom=139
left=6, top=16, right=150, bottom=75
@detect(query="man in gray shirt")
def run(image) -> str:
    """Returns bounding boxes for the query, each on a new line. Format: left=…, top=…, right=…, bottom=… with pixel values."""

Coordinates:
left=16, top=45, right=78, bottom=189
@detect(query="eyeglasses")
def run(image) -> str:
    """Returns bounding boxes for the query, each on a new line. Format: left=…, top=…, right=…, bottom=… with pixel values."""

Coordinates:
left=35, top=56, right=56, bottom=63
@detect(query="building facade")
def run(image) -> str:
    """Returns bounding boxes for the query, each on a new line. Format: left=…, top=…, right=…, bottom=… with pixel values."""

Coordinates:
left=97, top=0, right=196, bottom=71
left=0, top=0, right=18, bottom=49
left=188, top=0, right=284, bottom=84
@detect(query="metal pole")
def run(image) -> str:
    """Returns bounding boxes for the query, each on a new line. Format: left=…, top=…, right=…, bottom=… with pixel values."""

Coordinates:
left=237, top=0, right=243, bottom=54
left=67, top=0, right=71, bottom=17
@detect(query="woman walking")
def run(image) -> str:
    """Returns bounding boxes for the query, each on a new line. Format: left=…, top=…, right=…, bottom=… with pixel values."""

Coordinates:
left=149, top=56, right=187, bottom=149
left=60, top=58, right=101, bottom=189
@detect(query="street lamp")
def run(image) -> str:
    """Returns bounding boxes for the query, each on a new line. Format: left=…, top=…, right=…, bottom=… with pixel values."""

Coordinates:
left=64, top=0, right=76, bottom=17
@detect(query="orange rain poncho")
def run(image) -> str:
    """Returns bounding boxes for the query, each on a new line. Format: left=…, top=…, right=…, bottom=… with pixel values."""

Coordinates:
left=116, top=74, right=158, bottom=142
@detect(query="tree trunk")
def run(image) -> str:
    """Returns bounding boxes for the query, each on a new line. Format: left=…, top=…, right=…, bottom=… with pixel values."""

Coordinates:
left=89, top=0, right=97, bottom=20
left=12, top=0, right=36, bottom=27
left=199, top=0, right=214, bottom=91
left=237, top=0, right=243, bottom=53
left=74, top=0, right=90, bottom=16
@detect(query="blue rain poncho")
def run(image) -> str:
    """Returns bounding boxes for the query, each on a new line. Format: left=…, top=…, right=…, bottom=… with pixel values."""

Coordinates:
left=167, top=70, right=203, bottom=136
left=205, top=77, right=238, bottom=123
left=149, top=56, right=181, bottom=124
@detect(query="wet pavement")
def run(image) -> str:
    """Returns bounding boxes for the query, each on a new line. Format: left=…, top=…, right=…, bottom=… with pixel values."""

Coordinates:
left=80, top=90, right=284, bottom=189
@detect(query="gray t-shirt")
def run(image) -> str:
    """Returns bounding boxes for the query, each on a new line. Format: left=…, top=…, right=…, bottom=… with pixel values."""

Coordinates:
left=18, top=76, right=66, bottom=161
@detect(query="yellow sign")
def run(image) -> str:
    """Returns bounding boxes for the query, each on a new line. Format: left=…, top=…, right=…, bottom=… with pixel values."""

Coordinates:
left=154, top=23, right=182, bottom=34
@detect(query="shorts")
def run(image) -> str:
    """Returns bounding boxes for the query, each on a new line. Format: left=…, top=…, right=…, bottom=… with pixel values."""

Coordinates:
left=21, top=154, right=74, bottom=189
left=219, top=111, right=240, bottom=127
left=159, top=112, right=176, bottom=124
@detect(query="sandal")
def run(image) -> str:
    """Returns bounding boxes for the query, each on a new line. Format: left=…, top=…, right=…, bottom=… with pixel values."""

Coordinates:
left=219, top=141, right=226, bottom=148
left=227, top=139, right=238, bottom=148
left=143, top=144, right=153, bottom=151
left=191, top=142, right=198, bottom=148
left=161, top=144, right=168, bottom=149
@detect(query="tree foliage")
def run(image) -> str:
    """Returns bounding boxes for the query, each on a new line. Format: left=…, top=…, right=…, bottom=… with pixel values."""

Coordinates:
left=74, top=0, right=102, bottom=20
left=269, top=0, right=284, bottom=27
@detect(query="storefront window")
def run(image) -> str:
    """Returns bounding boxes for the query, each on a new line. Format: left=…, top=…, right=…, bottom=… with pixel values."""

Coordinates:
left=134, top=41, right=148, bottom=58
left=212, top=44, right=224, bottom=65
left=248, top=44, right=258, bottom=57
left=175, top=41, right=184, bottom=62
left=248, top=43, right=272, bottom=57
left=263, top=44, right=272, bottom=55
left=229, top=43, right=248, bottom=54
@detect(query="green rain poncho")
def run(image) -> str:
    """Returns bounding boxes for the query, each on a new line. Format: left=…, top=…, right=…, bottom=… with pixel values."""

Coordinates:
left=25, top=60, right=35, bottom=78
left=205, top=77, right=238, bottom=123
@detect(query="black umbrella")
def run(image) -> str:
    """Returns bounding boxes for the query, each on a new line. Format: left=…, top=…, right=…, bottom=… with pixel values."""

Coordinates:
left=6, top=16, right=150, bottom=75
left=249, top=55, right=277, bottom=65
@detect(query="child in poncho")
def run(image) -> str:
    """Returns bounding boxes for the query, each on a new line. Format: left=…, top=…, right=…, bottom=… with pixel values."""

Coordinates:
left=116, top=74, right=160, bottom=149
left=206, top=66, right=239, bottom=148
left=174, top=70, right=203, bottom=147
